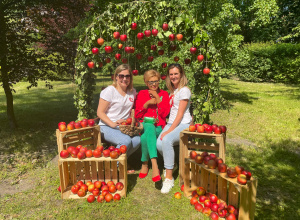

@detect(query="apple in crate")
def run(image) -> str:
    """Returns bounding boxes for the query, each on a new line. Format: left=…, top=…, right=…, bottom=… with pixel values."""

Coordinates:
left=114, top=148, right=121, bottom=156
left=77, top=152, right=86, bottom=160
left=190, top=150, right=197, bottom=159
left=70, top=149, right=79, bottom=158
left=174, top=192, right=182, bottom=199
left=88, top=119, right=95, bottom=127
left=219, top=125, right=227, bottom=133
left=96, top=145, right=104, bottom=153
left=197, top=125, right=205, bottom=133
left=86, top=150, right=93, bottom=158
left=215, top=158, right=224, bottom=165
left=218, top=208, right=228, bottom=217
left=205, top=125, right=213, bottom=133
left=60, top=150, right=69, bottom=159
left=235, top=165, right=244, bottom=175
left=195, top=154, right=204, bottom=164
left=110, top=151, right=119, bottom=159
left=189, top=125, right=196, bottom=132
left=76, top=145, right=82, bottom=151
left=79, top=147, right=88, bottom=154
left=67, top=146, right=75, bottom=154
left=87, top=195, right=95, bottom=203
left=119, top=145, right=127, bottom=154
left=67, top=123, right=74, bottom=130
left=97, top=195, right=105, bottom=203
left=203, top=156, right=211, bottom=165
left=207, top=159, right=217, bottom=169
left=194, top=203, right=203, bottom=212
left=77, top=188, right=86, bottom=197
left=71, top=185, right=80, bottom=194
left=218, top=163, right=227, bottom=173
left=114, top=193, right=121, bottom=201
left=108, top=146, right=115, bottom=152
left=93, top=149, right=101, bottom=158
left=242, top=170, right=252, bottom=180
left=58, top=123, right=67, bottom=131
left=201, top=151, right=209, bottom=157
left=74, top=122, right=81, bottom=129
left=103, top=149, right=110, bottom=157
left=116, top=182, right=124, bottom=191
left=108, top=185, right=117, bottom=193
left=214, top=127, right=222, bottom=134
left=237, top=174, right=247, bottom=185
left=227, top=167, right=237, bottom=178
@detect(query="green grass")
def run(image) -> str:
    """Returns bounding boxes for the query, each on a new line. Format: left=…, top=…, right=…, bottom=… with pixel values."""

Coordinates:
left=0, top=77, right=299, bottom=219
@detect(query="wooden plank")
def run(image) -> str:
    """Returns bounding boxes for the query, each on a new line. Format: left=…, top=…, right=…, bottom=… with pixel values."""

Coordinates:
left=69, top=162, right=76, bottom=184
left=200, top=167, right=209, bottom=190
left=62, top=161, right=70, bottom=189
left=62, top=132, right=93, bottom=144
left=183, top=161, right=191, bottom=197
left=84, top=161, right=91, bottom=181
left=111, top=161, right=118, bottom=184
left=71, top=139, right=94, bottom=148
left=77, top=161, right=84, bottom=181
left=179, top=132, right=189, bottom=186
left=105, top=161, right=111, bottom=181
left=188, top=142, right=220, bottom=152
left=90, top=161, right=97, bottom=182
left=248, top=178, right=258, bottom=220
left=196, top=165, right=201, bottom=186
left=217, top=175, right=228, bottom=202
left=216, top=135, right=226, bottom=162
left=228, top=182, right=239, bottom=208
left=239, top=186, right=249, bottom=220
left=190, top=163, right=197, bottom=189
left=208, top=173, right=217, bottom=194
left=94, top=125, right=101, bottom=146
left=58, top=162, right=65, bottom=199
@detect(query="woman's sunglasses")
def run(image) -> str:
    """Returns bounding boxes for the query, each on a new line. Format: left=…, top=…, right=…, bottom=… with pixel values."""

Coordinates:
left=147, top=80, right=160, bottom=85
left=118, top=74, right=131, bottom=79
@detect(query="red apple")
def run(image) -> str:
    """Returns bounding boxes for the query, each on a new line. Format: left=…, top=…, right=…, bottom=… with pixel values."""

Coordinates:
left=196, top=186, right=206, bottom=196
left=218, top=201, right=228, bottom=210
left=242, top=170, right=252, bottom=180
left=58, top=123, right=67, bottom=131
left=237, top=174, right=247, bottom=185
left=85, top=149, right=93, bottom=158
left=108, top=146, right=115, bottom=152
left=105, top=57, right=111, bottom=63
left=88, top=184, right=95, bottom=192
left=180, top=184, right=184, bottom=192
left=104, top=46, right=113, bottom=53
left=130, top=47, right=135, bottom=53
left=147, top=56, right=154, bottom=62
left=97, top=195, right=105, bottom=203
left=190, top=197, right=198, bottom=205
left=194, top=123, right=201, bottom=129
left=57, top=186, right=61, bottom=192
left=176, top=34, right=183, bottom=41
left=125, top=46, right=131, bottom=53
left=152, top=29, right=158, bottom=36
left=151, top=45, right=157, bottom=51
left=235, top=165, right=245, bottom=175
left=192, top=190, right=198, bottom=198
left=205, top=125, right=213, bottom=133
left=103, top=149, right=110, bottom=157
left=158, top=50, right=164, bottom=56
left=211, top=203, right=219, bottom=212
left=204, top=199, right=211, bottom=208
left=102, top=189, right=109, bottom=196
left=80, top=147, right=87, bottom=154
left=107, top=181, right=114, bottom=187
left=158, top=41, right=163, bottom=46
left=118, top=43, right=123, bottom=49
left=194, top=203, right=204, bottom=212
left=161, top=75, right=167, bottom=80
left=197, top=54, right=204, bottom=62
left=207, top=159, right=217, bottom=169
left=190, top=151, right=197, bottom=159
left=92, top=47, right=99, bottom=54
left=204, top=156, right=212, bottom=165
left=113, top=193, right=121, bottom=201
left=131, top=22, right=137, bottom=30
left=113, top=32, right=120, bottom=39
left=170, top=44, right=176, bottom=51
left=76, top=145, right=82, bottom=151
left=209, top=194, right=218, bottom=203
left=120, top=34, right=127, bottom=42
left=169, top=34, right=175, bottom=41
left=210, top=212, right=219, bottom=220
left=195, top=154, right=204, bottom=164
left=219, top=125, right=227, bottom=133
left=136, top=53, right=142, bottom=60
left=114, top=148, right=121, bottom=156
left=76, top=181, right=84, bottom=187
left=80, top=184, right=88, bottom=192
left=97, top=38, right=104, bottom=46
left=96, top=145, right=104, bottom=153
left=199, top=195, right=207, bottom=203
left=94, top=181, right=101, bottom=189
left=77, top=188, right=86, bottom=197
left=67, top=146, right=76, bottom=154
left=101, top=185, right=109, bottom=191
left=189, top=125, right=196, bottom=132
left=210, top=153, right=217, bottom=160
left=174, top=192, right=182, bottom=199
left=202, top=207, right=211, bottom=217
left=161, top=62, right=167, bottom=68
left=116, top=182, right=124, bottom=191
left=60, top=150, right=69, bottom=159
left=227, top=205, right=236, bottom=214
left=110, top=151, right=119, bottom=159
left=144, top=30, right=151, bottom=37
left=92, top=188, right=100, bottom=197
left=137, top=32, right=144, bottom=40
left=87, top=195, right=95, bottom=203
left=119, top=145, right=127, bottom=154
left=121, top=58, right=128, bottom=63
left=108, top=185, right=117, bottom=193
left=227, top=167, right=238, bottom=178
left=105, top=193, right=113, bottom=202
left=71, top=184, right=80, bottom=194
left=74, top=122, right=81, bottom=129
left=203, top=67, right=210, bottom=75
left=201, top=151, right=209, bottom=157
left=87, top=119, right=95, bottom=127
left=214, top=127, right=222, bottom=134
left=174, top=56, right=179, bottom=62
left=77, top=152, right=86, bottom=160
left=218, top=163, right=227, bottom=173
left=190, top=47, right=197, bottom=54
left=115, top=53, right=121, bottom=60
left=184, top=58, right=191, bottom=64
left=162, top=23, right=168, bottom=31
left=81, top=120, right=88, bottom=128
left=226, top=213, right=236, bottom=220
left=197, top=125, right=205, bottom=133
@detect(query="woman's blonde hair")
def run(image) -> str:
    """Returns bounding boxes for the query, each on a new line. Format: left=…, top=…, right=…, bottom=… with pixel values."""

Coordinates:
left=165, top=63, right=188, bottom=94
left=143, top=69, right=161, bottom=83
left=112, top=64, right=133, bottom=91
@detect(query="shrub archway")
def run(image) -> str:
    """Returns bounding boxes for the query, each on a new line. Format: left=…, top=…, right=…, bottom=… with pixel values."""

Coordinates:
left=74, top=0, right=226, bottom=123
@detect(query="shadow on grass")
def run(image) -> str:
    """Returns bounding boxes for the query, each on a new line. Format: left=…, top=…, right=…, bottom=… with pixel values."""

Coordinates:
left=228, top=139, right=300, bottom=219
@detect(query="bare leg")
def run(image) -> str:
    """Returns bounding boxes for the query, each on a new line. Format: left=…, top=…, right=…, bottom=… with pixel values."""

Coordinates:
left=166, top=169, right=173, bottom=180
left=140, top=161, right=148, bottom=173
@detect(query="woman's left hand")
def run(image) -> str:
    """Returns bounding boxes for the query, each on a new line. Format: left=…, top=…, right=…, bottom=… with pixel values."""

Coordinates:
left=160, top=131, right=169, bottom=140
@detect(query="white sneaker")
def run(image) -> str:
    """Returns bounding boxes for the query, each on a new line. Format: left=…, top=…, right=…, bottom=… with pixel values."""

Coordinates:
left=161, top=178, right=174, bottom=194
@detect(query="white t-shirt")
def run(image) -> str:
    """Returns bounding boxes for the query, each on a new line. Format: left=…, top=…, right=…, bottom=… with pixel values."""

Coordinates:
left=168, top=86, right=192, bottom=124
left=99, top=85, right=136, bottom=126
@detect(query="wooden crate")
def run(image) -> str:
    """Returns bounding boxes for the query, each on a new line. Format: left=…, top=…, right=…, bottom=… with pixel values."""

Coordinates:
left=58, top=154, right=127, bottom=199
left=56, top=125, right=101, bottom=153
left=183, top=158, right=257, bottom=220
left=179, top=129, right=226, bottom=186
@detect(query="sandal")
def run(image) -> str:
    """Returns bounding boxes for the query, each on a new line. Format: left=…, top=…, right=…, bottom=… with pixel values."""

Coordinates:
left=127, top=169, right=135, bottom=174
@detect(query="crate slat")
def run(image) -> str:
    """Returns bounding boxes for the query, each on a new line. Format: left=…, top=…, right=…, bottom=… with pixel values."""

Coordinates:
left=200, top=167, right=209, bottom=190
left=111, top=161, right=118, bottom=184
left=208, top=172, right=217, bottom=194
left=218, top=175, right=228, bottom=202
left=105, top=161, right=111, bottom=180
left=90, top=161, right=97, bottom=181
left=98, top=161, right=104, bottom=182
left=228, top=182, right=239, bottom=208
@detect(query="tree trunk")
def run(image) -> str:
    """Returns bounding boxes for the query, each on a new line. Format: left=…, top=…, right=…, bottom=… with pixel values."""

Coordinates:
left=0, top=2, right=18, bottom=129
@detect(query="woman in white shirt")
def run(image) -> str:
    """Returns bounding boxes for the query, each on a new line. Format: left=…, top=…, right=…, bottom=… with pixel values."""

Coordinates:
left=157, top=63, right=192, bottom=193
left=97, top=64, right=140, bottom=160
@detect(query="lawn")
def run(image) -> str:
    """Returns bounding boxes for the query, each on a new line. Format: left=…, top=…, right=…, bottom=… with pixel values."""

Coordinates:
left=0, top=76, right=299, bottom=219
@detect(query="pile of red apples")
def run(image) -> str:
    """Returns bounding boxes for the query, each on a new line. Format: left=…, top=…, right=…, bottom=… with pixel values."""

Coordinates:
left=190, top=151, right=252, bottom=185
left=58, top=180, right=124, bottom=203
left=58, top=119, right=95, bottom=132
left=189, top=124, right=227, bottom=134
left=60, top=145, right=127, bottom=160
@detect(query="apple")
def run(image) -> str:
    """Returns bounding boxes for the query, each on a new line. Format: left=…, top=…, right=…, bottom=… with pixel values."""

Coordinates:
left=158, top=41, right=163, bottom=46
left=103, top=149, right=110, bottom=157
left=102, top=189, right=109, bottom=197
left=107, top=146, right=115, bottom=152
left=76, top=180, right=84, bottom=187
left=92, top=48, right=99, bottom=55
left=97, top=195, right=105, bottom=203
left=101, top=185, right=109, bottom=191
left=158, top=50, right=164, bottom=56
left=211, top=203, right=219, bottom=212
left=120, top=34, right=127, bottom=42
left=92, top=188, right=100, bottom=197
left=184, top=58, right=191, bottom=64
left=218, top=201, right=228, bottom=210
left=194, top=203, right=204, bottom=212
left=174, top=56, right=179, bottom=62
left=113, top=193, right=121, bottom=201
left=115, top=53, right=121, bottom=60
left=226, top=213, right=236, bottom=220
left=87, top=195, right=95, bottom=203
left=192, top=190, right=198, bottom=198
left=131, top=22, right=137, bottom=30
left=211, top=124, right=218, bottom=131
left=87, top=61, right=95, bottom=69
left=77, top=152, right=86, bottom=160
left=67, top=146, right=76, bottom=154
left=108, top=185, right=117, bottom=193
left=119, top=145, right=127, bottom=154
left=107, top=181, right=114, bottom=187
left=227, top=205, right=236, bottom=214
left=203, top=67, right=210, bottom=75
left=199, top=195, right=207, bottom=203
left=96, top=145, right=104, bottom=152
left=196, top=186, right=206, bottom=196
left=190, top=151, right=197, bottom=159
left=147, top=56, right=154, bottom=62
left=207, top=159, right=217, bottom=169
left=58, top=123, right=67, bottom=131
left=190, top=197, right=198, bottom=205
left=161, top=75, right=167, bottom=80
left=227, top=167, right=238, bottom=178
left=151, top=45, right=157, bottom=51
left=136, top=53, right=142, bottom=60
left=176, top=34, right=183, bottom=41
left=60, top=150, right=69, bottom=159
left=190, top=47, right=197, bottom=54
left=105, top=46, right=113, bottom=53
left=80, top=184, right=88, bottom=192
left=204, top=199, right=211, bottom=208
left=234, top=208, right=239, bottom=218
left=87, top=119, right=95, bottom=127
left=204, top=156, right=212, bottom=165
left=110, top=151, right=119, bottom=159
left=219, top=125, right=227, bottom=133
left=97, top=38, right=104, bottom=46
left=194, top=123, right=201, bottom=129
left=202, top=207, right=212, bottom=216
left=209, top=194, right=218, bottom=203
left=235, top=165, right=245, bottom=175
left=86, top=150, right=93, bottom=158
left=144, top=30, right=151, bottom=37
left=81, top=120, right=88, bottom=128
left=180, top=184, right=184, bottom=192
left=75, top=145, right=82, bottom=152
left=195, top=154, right=204, bottom=164
left=242, top=170, right=252, bottom=180
left=218, top=163, right=227, bottom=173
left=161, top=62, right=167, bottom=68
left=162, top=23, right=168, bottom=31
left=77, top=188, right=86, bottom=197
left=197, top=54, right=204, bottom=62
left=67, top=123, right=74, bottom=130
left=71, top=185, right=80, bottom=194
left=210, top=212, right=219, bottom=220
left=174, top=192, right=182, bottom=199
left=105, top=193, right=113, bottom=202
left=214, top=127, right=222, bottom=134
left=88, top=184, right=95, bottom=193
left=201, top=151, right=209, bottom=157
left=210, top=153, right=217, bottom=160
left=74, top=122, right=81, bottom=129
left=80, top=147, right=88, bottom=154
left=113, top=32, right=120, bottom=39
left=137, top=32, right=144, bottom=40
left=202, top=124, right=209, bottom=128
left=57, top=186, right=61, bottom=192
left=105, top=57, right=111, bottom=63
left=118, top=43, right=123, bottom=49
left=152, top=29, right=158, bottom=36
left=94, top=181, right=101, bottom=189
left=114, top=148, right=121, bottom=156
left=86, top=181, right=93, bottom=186
left=125, top=46, right=131, bottom=53
left=205, top=125, right=213, bottom=133
left=121, top=58, right=128, bottom=63
left=170, top=44, right=176, bottom=51
left=98, top=62, right=103, bottom=68
left=189, top=125, right=196, bottom=132
left=130, top=47, right=135, bottom=53
left=116, top=182, right=124, bottom=191
left=237, top=174, right=247, bottom=185
left=197, top=125, right=205, bottom=133
left=169, top=34, right=175, bottom=41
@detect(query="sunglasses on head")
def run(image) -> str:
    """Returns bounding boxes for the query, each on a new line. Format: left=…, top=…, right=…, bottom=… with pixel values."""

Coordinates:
left=118, top=74, right=131, bottom=79
left=168, top=63, right=182, bottom=68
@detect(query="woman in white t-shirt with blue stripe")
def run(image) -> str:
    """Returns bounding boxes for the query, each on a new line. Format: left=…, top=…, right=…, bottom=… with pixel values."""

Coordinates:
left=97, top=64, right=141, bottom=163
left=157, top=63, right=192, bottom=194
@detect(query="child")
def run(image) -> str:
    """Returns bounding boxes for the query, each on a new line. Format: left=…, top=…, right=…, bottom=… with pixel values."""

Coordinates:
left=135, top=70, right=170, bottom=182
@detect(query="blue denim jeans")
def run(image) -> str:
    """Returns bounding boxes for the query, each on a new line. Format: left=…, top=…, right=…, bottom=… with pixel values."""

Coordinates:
left=156, top=123, right=190, bottom=169
left=100, top=125, right=141, bottom=158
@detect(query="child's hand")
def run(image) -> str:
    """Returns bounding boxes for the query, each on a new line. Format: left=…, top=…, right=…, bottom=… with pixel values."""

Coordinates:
left=147, top=98, right=157, bottom=105
left=149, top=90, right=159, bottom=98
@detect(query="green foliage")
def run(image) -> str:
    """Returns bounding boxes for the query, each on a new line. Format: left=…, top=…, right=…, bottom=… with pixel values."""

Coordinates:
left=74, top=0, right=230, bottom=123
left=232, top=42, right=300, bottom=83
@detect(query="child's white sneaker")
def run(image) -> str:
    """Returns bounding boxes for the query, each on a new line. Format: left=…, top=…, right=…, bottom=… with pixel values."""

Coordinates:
left=161, top=178, right=174, bottom=194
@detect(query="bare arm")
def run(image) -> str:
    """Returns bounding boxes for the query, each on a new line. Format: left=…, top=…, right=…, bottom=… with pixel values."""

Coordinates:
left=97, top=98, right=123, bottom=128
left=160, top=99, right=188, bottom=140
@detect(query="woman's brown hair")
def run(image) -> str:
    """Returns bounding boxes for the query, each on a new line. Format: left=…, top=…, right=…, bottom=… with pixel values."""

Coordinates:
left=112, top=64, right=133, bottom=91
left=165, top=63, right=188, bottom=94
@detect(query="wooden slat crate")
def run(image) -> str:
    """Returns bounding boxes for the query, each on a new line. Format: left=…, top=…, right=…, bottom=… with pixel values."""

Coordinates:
left=56, top=125, right=101, bottom=153
left=58, top=154, right=127, bottom=199
left=183, top=158, right=257, bottom=220
left=179, top=129, right=226, bottom=186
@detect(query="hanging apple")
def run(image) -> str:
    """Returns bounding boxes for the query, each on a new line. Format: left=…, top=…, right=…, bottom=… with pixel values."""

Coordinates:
left=92, top=47, right=99, bottom=55
left=113, top=32, right=120, bottom=39
left=97, top=38, right=104, bottom=46
left=144, top=30, right=151, bottom=37
left=122, top=58, right=128, bottom=63
left=98, top=62, right=103, bottom=68
left=161, top=63, right=167, bottom=68
left=197, top=55, right=204, bottom=62
left=162, top=23, right=168, bottom=31
left=169, top=34, right=175, bottom=41
left=151, top=45, right=157, bottom=51
left=120, top=34, right=127, bottom=42
left=190, top=47, right=197, bottom=54
left=203, top=68, right=210, bottom=75
left=130, top=47, right=135, bottom=53
left=118, top=44, right=123, bottom=49
left=176, top=34, right=183, bottom=41
left=161, top=74, right=167, bottom=80
left=115, top=54, right=121, bottom=60
left=105, top=46, right=113, bottom=53
left=158, top=41, right=163, bottom=46
left=184, top=58, right=191, bottom=64
left=105, top=58, right=111, bottom=63
left=147, top=56, right=154, bottom=62
left=131, top=22, right=137, bottom=30
left=125, top=46, right=131, bottom=53
left=87, top=61, right=95, bottom=69
left=174, top=56, right=179, bottom=62
left=132, top=70, right=139, bottom=76
left=158, top=49, right=164, bottom=55
left=136, top=53, right=142, bottom=60
left=152, top=29, right=158, bottom=36
left=170, top=44, right=176, bottom=51
left=111, top=75, right=114, bottom=80
left=137, top=33, right=144, bottom=40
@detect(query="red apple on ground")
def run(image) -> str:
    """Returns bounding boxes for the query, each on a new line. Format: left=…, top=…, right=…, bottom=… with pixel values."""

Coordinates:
left=60, top=150, right=69, bottom=159
left=86, top=181, right=93, bottom=186
left=227, top=205, right=236, bottom=214
left=174, top=192, right=182, bottom=199
left=76, top=181, right=84, bottom=187
left=190, top=197, right=198, bottom=205
left=210, top=212, right=219, bottom=220
left=116, top=182, right=124, bottom=191
left=202, top=207, right=212, bottom=216
left=192, top=190, right=198, bottom=198
left=97, top=195, right=105, bottom=203
left=92, top=188, right=100, bottom=196
left=190, top=150, right=197, bottom=159
left=87, top=195, right=95, bottom=203
left=105, top=193, right=113, bottom=202
left=227, top=167, right=238, bottom=178
left=218, top=201, right=228, bottom=210
left=113, top=193, right=121, bottom=201
left=77, top=188, right=86, bottom=197
left=131, top=22, right=137, bottom=30
left=197, top=54, right=204, bottom=62
left=209, top=194, right=218, bottom=203
left=88, top=184, right=95, bottom=193
left=211, top=203, right=219, bottom=212
left=237, top=174, right=247, bottom=185
left=71, top=185, right=80, bottom=194
left=101, top=185, right=109, bottom=191
left=152, top=29, right=158, bottom=36
left=180, top=184, right=184, bottom=192
left=204, top=199, right=212, bottom=208
left=97, top=38, right=104, bottom=45
left=218, top=163, right=227, bottom=173
left=120, top=34, right=127, bottom=42
left=94, top=181, right=101, bottom=189
left=199, top=195, right=207, bottom=203
left=113, top=32, right=120, bottom=39
left=80, top=184, right=88, bottom=192
left=92, top=47, right=99, bottom=54
left=102, top=189, right=109, bottom=196
left=203, top=67, right=210, bottom=75
left=226, top=213, right=237, bottom=220
left=194, top=203, right=204, bottom=212
left=108, top=185, right=117, bottom=193
left=196, top=186, right=206, bottom=196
